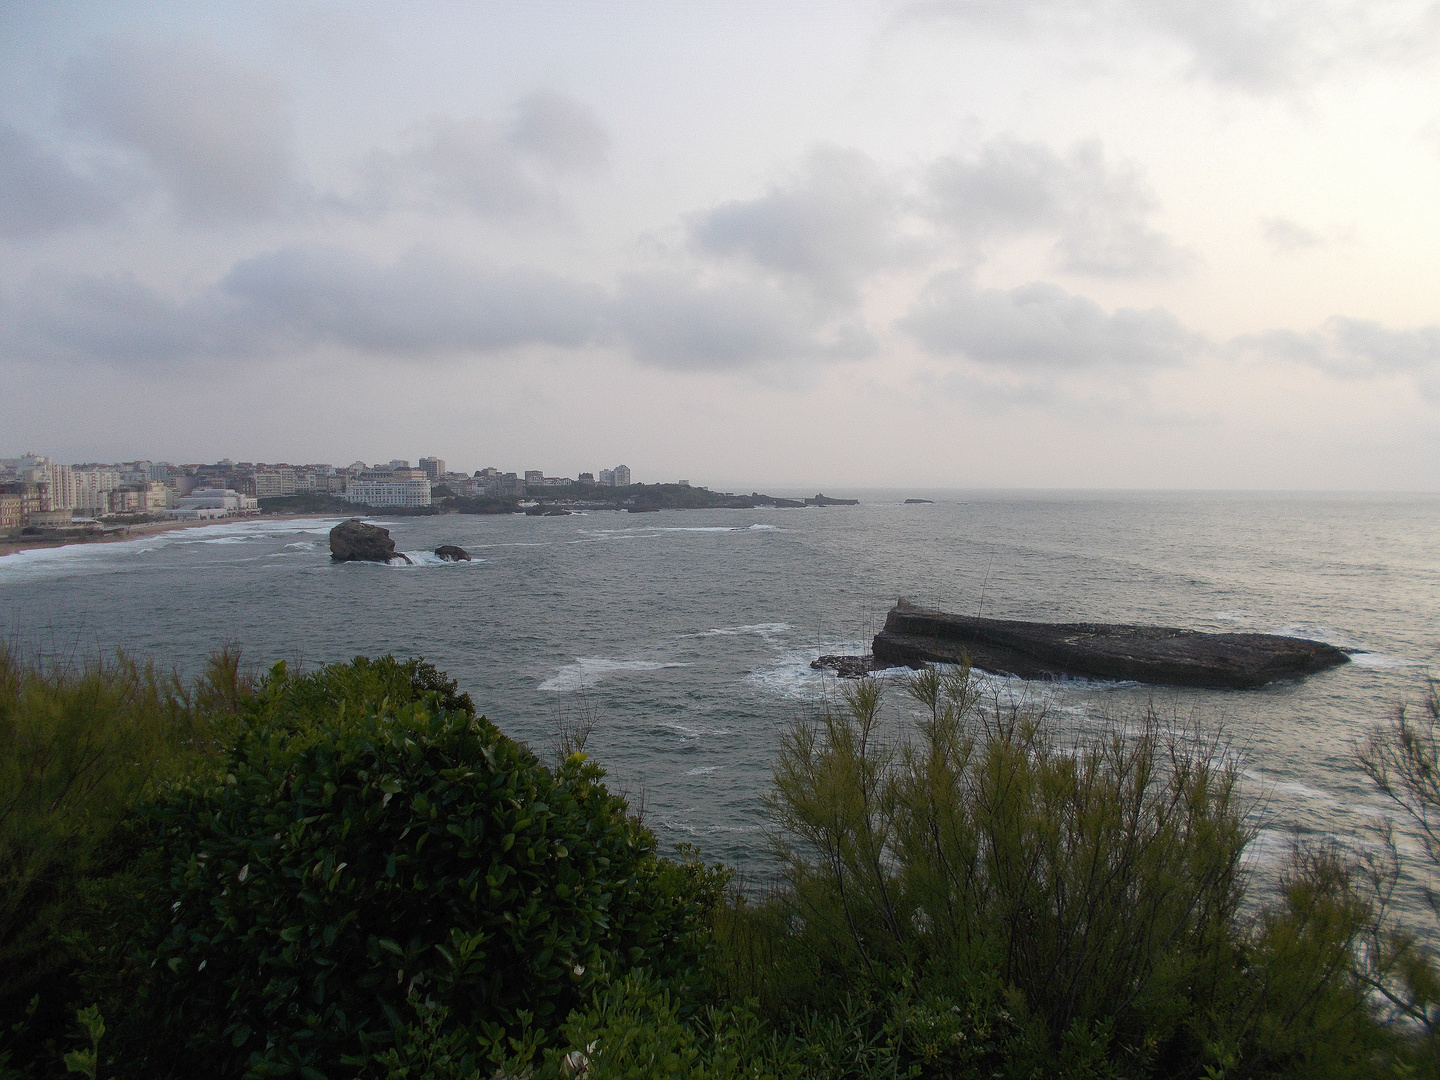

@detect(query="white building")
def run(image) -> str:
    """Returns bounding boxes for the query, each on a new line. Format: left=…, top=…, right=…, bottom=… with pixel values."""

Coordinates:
left=73, top=469, right=120, bottom=514
left=613, top=465, right=631, bottom=487
left=1, top=455, right=75, bottom=511
left=344, top=478, right=432, bottom=508
left=254, top=467, right=297, bottom=497
left=170, top=487, right=258, bottom=519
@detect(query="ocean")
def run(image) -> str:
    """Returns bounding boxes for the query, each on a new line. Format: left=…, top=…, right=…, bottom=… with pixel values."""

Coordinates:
left=3, top=491, right=1437, bottom=902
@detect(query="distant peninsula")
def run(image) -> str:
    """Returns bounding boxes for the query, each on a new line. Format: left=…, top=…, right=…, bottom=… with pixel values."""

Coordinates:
left=258, top=483, right=861, bottom=516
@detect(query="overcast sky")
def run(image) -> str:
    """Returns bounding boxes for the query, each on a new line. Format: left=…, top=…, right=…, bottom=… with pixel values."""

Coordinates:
left=3, top=1, right=1438, bottom=489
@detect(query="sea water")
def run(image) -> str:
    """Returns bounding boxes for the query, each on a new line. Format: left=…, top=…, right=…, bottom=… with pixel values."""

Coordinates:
left=2, top=492, right=1436, bottom=902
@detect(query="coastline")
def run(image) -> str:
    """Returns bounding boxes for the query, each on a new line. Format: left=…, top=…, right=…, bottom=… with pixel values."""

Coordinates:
left=0, top=517, right=255, bottom=558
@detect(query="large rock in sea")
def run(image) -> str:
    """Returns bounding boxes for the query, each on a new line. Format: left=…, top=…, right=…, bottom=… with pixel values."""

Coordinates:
left=869, top=599, right=1349, bottom=689
left=329, top=519, right=410, bottom=564
left=434, top=545, right=471, bottom=562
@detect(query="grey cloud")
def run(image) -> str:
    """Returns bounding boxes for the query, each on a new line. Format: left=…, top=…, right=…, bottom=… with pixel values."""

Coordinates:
left=690, top=145, right=912, bottom=303
left=900, top=272, right=1203, bottom=369
left=66, top=39, right=295, bottom=220
left=924, top=138, right=1193, bottom=277
left=1261, top=216, right=1326, bottom=252
left=614, top=272, right=876, bottom=371
left=508, top=90, right=610, bottom=174
left=362, top=91, right=609, bottom=219
left=4, top=246, right=605, bottom=367
left=0, top=124, right=122, bottom=237
left=221, top=247, right=604, bottom=354
left=1239, top=317, right=1440, bottom=399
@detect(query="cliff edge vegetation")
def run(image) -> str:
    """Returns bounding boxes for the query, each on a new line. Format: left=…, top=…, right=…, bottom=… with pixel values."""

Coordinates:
left=2, top=648, right=1438, bottom=1079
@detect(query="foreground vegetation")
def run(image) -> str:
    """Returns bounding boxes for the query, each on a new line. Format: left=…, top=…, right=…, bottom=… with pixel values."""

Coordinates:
left=2, top=645, right=1438, bottom=1078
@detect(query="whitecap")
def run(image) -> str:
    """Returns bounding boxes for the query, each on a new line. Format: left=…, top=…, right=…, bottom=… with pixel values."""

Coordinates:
left=1349, top=652, right=1422, bottom=669
left=656, top=721, right=731, bottom=740
left=539, top=657, right=689, bottom=692
left=685, top=766, right=721, bottom=775
left=699, top=622, right=792, bottom=645
left=284, top=541, right=317, bottom=551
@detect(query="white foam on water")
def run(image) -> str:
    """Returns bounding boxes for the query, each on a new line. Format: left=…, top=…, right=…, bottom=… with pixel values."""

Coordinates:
left=0, top=516, right=346, bottom=584
left=656, top=720, right=731, bottom=741
left=699, top=622, right=792, bottom=645
left=538, top=657, right=690, bottom=692
left=284, top=541, right=317, bottom=551
left=1349, top=652, right=1421, bottom=669
left=685, top=766, right=721, bottom=775
left=1241, top=769, right=1341, bottom=807
left=1215, top=610, right=1250, bottom=622
left=743, top=642, right=870, bottom=700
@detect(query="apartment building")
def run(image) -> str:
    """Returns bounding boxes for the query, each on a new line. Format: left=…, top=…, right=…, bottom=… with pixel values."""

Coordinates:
left=343, top=478, right=432, bottom=508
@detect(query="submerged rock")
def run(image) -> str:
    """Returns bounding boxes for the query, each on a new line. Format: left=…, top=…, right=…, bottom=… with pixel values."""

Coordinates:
left=871, top=599, right=1349, bottom=689
left=434, top=545, right=471, bottom=562
left=330, top=518, right=410, bottom=564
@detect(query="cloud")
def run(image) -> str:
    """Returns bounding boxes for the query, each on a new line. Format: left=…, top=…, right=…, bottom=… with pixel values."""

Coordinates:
left=906, top=0, right=1440, bottom=94
left=358, top=91, right=609, bottom=219
left=923, top=138, right=1193, bottom=277
left=690, top=145, right=914, bottom=304
left=508, top=90, right=610, bottom=174
left=1261, top=216, right=1326, bottom=252
left=613, top=272, right=876, bottom=371
left=65, top=38, right=295, bottom=220
left=0, top=124, right=122, bottom=238
left=900, top=272, right=1204, bottom=370
left=3, top=246, right=606, bottom=367
left=1239, top=316, right=1440, bottom=399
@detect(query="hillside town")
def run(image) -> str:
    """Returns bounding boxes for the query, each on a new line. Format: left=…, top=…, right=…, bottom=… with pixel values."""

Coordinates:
left=0, top=453, right=634, bottom=536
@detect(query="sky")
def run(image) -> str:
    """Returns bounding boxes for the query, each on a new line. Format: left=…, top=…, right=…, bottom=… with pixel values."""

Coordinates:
left=2, top=1, right=1438, bottom=489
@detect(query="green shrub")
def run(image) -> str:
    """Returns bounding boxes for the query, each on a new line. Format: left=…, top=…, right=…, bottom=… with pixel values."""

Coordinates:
left=94, top=657, right=723, bottom=1079
left=710, top=664, right=1399, bottom=1078
left=0, top=646, right=245, bottom=1072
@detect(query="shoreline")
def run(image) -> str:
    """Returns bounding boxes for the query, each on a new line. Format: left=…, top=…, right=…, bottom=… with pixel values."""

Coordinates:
left=0, top=516, right=275, bottom=558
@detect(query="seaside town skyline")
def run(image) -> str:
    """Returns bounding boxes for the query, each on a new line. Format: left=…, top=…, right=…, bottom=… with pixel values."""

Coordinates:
left=0, top=451, right=637, bottom=533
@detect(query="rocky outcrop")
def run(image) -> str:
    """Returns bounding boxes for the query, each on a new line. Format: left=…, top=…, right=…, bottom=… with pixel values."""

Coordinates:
left=330, top=519, right=410, bottom=564
left=805, top=493, right=859, bottom=506
left=811, top=654, right=882, bottom=679
left=868, top=599, right=1349, bottom=689
left=434, top=545, right=471, bottom=562
left=904, top=499, right=934, bottom=504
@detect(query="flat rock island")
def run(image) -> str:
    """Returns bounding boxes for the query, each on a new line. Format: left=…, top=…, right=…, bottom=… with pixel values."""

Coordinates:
left=816, top=599, right=1350, bottom=689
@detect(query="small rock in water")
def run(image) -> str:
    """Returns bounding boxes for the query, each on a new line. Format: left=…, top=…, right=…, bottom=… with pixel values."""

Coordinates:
left=811, top=654, right=879, bottom=679
left=434, top=545, right=471, bottom=562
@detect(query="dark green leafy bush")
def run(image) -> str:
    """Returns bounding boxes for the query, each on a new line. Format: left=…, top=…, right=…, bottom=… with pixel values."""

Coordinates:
left=93, top=657, right=723, bottom=1079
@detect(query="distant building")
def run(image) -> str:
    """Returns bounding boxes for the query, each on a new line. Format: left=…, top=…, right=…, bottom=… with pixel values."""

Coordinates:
left=598, top=469, right=614, bottom=485
left=0, top=482, right=45, bottom=524
left=73, top=468, right=120, bottom=514
left=0, top=494, right=23, bottom=535
left=578, top=472, right=594, bottom=484
left=388, top=459, right=411, bottom=470
left=170, top=488, right=258, bottom=519
left=524, top=470, right=543, bottom=485
left=419, top=457, right=445, bottom=480
left=613, top=465, right=631, bottom=487
left=254, top=467, right=297, bottom=498
left=344, top=478, right=432, bottom=508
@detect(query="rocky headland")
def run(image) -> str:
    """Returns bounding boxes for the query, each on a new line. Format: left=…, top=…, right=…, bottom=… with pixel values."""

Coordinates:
left=815, top=599, right=1350, bottom=688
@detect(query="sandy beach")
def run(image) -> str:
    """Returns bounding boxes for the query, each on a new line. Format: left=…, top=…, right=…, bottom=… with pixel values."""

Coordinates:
left=0, top=517, right=247, bottom=558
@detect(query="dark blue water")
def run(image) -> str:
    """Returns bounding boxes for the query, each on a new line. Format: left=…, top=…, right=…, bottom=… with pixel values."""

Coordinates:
left=3, top=492, right=1437, bottom=896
